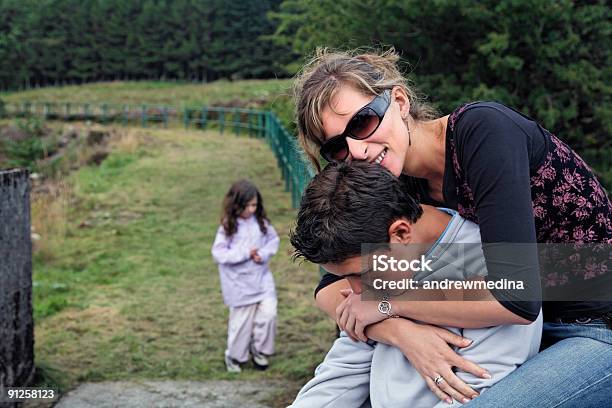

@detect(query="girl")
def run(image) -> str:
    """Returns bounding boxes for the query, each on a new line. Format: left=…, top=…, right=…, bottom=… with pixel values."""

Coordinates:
left=212, top=180, right=279, bottom=373
left=293, top=48, right=611, bottom=406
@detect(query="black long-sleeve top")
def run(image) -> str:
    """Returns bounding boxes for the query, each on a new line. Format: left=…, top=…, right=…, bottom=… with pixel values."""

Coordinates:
left=315, top=101, right=611, bottom=322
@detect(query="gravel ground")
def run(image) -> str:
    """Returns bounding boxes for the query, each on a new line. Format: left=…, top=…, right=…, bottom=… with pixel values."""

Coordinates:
left=52, top=380, right=285, bottom=408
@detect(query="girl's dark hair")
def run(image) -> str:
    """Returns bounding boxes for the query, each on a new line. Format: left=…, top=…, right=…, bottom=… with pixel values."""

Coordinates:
left=290, top=161, right=423, bottom=264
left=221, top=180, right=268, bottom=237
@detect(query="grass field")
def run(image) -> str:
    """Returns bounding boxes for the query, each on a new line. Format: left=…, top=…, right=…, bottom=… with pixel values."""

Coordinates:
left=30, top=125, right=333, bottom=403
left=1, top=79, right=293, bottom=108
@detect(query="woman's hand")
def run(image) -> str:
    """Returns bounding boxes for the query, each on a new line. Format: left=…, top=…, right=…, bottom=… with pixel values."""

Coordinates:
left=388, top=319, right=491, bottom=405
left=335, top=289, right=386, bottom=342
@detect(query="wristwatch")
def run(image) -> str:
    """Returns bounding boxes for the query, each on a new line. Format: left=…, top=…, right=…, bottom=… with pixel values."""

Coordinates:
left=378, top=295, right=399, bottom=318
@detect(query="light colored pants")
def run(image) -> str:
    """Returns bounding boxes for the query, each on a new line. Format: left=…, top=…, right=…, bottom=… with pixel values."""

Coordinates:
left=226, top=296, right=277, bottom=362
left=290, top=310, right=543, bottom=408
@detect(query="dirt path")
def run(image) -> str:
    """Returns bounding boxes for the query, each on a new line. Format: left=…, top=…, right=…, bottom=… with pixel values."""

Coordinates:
left=53, top=380, right=287, bottom=407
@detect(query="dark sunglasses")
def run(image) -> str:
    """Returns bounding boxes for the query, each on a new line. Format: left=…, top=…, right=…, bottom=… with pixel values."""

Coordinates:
left=320, top=89, right=392, bottom=162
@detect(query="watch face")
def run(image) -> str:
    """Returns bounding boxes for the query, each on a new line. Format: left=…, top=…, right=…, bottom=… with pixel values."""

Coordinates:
left=378, top=300, right=391, bottom=314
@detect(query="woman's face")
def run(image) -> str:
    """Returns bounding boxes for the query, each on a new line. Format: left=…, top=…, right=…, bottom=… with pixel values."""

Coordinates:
left=320, top=85, right=410, bottom=177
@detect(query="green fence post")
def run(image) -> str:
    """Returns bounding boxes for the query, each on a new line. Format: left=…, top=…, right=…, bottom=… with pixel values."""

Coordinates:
left=248, top=111, right=253, bottom=137
left=162, top=106, right=168, bottom=128
left=101, top=104, right=108, bottom=124
left=141, top=105, right=147, bottom=127
left=219, top=110, right=225, bottom=134
left=234, top=109, right=240, bottom=136
left=123, top=105, right=129, bottom=126
left=65, top=102, right=70, bottom=119
left=183, top=108, right=190, bottom=129
left=201, top=107, right=208, bottom=129
left=84, top=103, right=90, bottom=118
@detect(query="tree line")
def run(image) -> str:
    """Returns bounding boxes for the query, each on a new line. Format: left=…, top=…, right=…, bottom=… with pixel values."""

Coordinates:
left=0, top=0, right=293, bottom=89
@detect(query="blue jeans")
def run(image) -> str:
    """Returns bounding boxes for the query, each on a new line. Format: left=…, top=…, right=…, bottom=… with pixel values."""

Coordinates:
left=466, top=318, right=612, bottom=407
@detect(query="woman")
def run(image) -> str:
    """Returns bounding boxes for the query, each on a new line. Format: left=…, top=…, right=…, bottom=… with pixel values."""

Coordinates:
left=293, top=48, right=611, bottom=407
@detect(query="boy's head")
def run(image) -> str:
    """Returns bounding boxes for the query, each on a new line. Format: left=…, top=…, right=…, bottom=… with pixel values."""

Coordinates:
left=290, top=161, right=423, bottom=290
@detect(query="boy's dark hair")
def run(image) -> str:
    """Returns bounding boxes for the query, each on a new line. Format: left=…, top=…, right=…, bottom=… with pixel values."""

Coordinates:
left=290, top=161, right=422, bottom=264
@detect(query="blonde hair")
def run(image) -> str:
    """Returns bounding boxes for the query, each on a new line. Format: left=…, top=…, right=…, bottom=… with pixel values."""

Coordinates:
left=293, top=47, right=437, bottom=171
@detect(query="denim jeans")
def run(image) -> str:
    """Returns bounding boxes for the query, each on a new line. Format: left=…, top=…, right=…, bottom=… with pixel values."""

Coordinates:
left=466, top=318, right=612, bottom=407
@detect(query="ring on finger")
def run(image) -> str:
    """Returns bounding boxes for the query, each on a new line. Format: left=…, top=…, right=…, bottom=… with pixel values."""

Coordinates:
left=433, top=375, right=445, bottom=385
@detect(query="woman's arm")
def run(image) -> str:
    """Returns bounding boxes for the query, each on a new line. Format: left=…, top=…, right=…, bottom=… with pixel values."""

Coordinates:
left=455, top=104, right=543, bottom=322
left=390, top=277, right=532, bottom=327
left=316, top=282, right=490, bottom=403
left=393, top=298, right=532, bottom=328
left=336, top=291, right=531, bottom=343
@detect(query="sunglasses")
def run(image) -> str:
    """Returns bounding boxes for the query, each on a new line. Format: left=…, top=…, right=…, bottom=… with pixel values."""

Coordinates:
left=320, top=89, right=392, bottom=162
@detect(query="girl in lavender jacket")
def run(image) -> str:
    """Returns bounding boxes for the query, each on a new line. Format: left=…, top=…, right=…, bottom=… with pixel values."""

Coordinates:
left=212, top=180, right=280, bottom=373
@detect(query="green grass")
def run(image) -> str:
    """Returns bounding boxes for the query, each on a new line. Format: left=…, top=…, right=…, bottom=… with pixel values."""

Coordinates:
left=1, top=79, right=293, bottom=108
left=1, top=79, right=298, bottom=133
left=32, top=126, right=333, bottom=402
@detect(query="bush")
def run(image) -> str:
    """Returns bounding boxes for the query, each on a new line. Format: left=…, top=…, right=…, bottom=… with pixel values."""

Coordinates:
left=0, top=117, right=53, bottom=171
left=4, top=136, right=45, bottom=170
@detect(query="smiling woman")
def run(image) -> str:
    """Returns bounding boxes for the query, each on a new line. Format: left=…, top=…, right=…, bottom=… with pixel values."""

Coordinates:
left=292, top=48, right=612, bottom=407
left=318, top=89, right=391, bottom=163
left=293, top=48, right=438, bottom=174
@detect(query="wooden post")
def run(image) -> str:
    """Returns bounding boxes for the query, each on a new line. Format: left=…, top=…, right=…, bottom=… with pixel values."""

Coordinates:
left=0, top=169, right=35, bottom=394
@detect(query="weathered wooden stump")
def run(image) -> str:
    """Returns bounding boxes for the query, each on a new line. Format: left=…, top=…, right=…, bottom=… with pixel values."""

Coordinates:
left=0, top=169, right=35, bottom=399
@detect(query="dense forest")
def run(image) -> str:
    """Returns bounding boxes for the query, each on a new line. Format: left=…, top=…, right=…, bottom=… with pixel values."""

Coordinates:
left=1, top=0, right=610, bottom=153
left=0, top=0, right=294, bottom=87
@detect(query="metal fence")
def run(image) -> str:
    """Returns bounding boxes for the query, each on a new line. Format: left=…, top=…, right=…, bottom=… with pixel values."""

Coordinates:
left=2, top=101, right=315, bottom=208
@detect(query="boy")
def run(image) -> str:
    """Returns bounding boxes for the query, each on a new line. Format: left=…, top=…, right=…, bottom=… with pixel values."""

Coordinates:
left=289, top=162, right=542, bottom=407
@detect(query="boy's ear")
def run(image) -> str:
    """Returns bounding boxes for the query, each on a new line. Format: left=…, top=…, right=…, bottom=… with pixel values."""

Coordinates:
left=388, top=218, right=413, bottom=244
